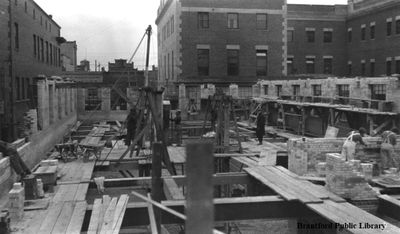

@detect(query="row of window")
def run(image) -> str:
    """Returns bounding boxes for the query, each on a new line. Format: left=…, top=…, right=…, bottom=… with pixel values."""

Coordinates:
left=161, top=51, right=174, bottom=81
left=161, top=15, right=175, bottom=43
left=33, top=34, right=61, bottom=67
left=197, top=12, right=268, bottom=30
left=348, top=17, right=400, bottom=42
left=287, top=57, right=333, bottom=74
left=15, top=0, right=53, bottom=33
left=263, top=84, right=386, bottom=100
left=195, top=48, right=268, bottom=76
left=287, top=29, right=333, bottom=43
left=348, top=58, right=400, bottom=76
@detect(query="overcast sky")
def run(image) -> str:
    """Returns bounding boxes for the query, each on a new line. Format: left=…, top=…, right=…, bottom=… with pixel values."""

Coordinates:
left=34, top=0, right=348, bottom=70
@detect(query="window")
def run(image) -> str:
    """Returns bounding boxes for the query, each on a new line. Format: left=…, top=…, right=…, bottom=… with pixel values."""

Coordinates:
left=40, top=38, right=44, bottom=62
left=287, top=30, right=294, bottom=42
left=197, top=49, right=209, bottom=76
left=256, top=14, right=267, bottom=30
left=263, top=85, right=268, bottom=95
left=164, top=55, right=166, bottom=79
left=227, top=13, right=239, bottom=29
left=238, top=87, right=252, bottom=98
left=287, top=57, right=294, bottom=74
left=323, top=31, right=332, bottom=43
left=348, top=63, right=352, bottom=76
left=312, top=85, right=322, bottom=96
left=306, top=30, right=315, bottom=43
left=14, top=23, right=19, bottom=50
left=276, top=85, right=282, bottom=97
left=58, top=48, right=60, bottom=67
left=16, top=77, right=20, bottom=100
left=386, top=59, right=392, bottom=75
left=40, top=16, right=43, bottom=25
left=370, top=24, right=375, bottom=39
left=337, top=85, right=350, bottom=97
left=387, top=20, right=392, bottom=36
left=323, top=58, right=333, bottom=74
left=306, top=57, right=315, bottom=74
left=33, top=9, right=35, bottom=19
left=370, top=84, right=386, bottom=100
left=45, top=41, right=49, bottom=64
left=33, top=35, right=36, bottom=57
left=24, top=1, right=27, bottom=13
left=348, top=28, right=352, bottom=42
left=396, top=59, right=400, bottom=74
left=292, top=85, right=300, bottom=97
left=49, top=24, right=51, bottom=32
left=361, top=26, right=366, bottom=40
left=396, top=18, right=400, bottom=34
left=171, top=16, right=174, bottom=33
left=15, top=0, right=17, bottom=6
left=49, top=43, right=53, bottom=65
left=85, top=88, right=102, bottom=111
left=256, top=50, right=268, bottom=76
left=45, top=21, right=47, bottom=30
left=198, top=12, right=209, bottom=29
left=227, top=49, right=239, bottom=76
left=361, top=61, right=366, bottom=76
left=171, top=50, right=174, bottom=80
left=37, top=36, right=40, bottom=60
left=370, top=61, right=375, bottom=76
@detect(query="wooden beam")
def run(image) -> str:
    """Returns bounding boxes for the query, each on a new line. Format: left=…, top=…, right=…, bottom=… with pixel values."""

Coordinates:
left=372, top=118, right=391, bottom=136
left=163, top=177, right=184, bottom=200
left=186, top=142, right=214, bottom=234
left=147, top=194, right=159, bottom=234
left=152, top=143, right=163, bottom=233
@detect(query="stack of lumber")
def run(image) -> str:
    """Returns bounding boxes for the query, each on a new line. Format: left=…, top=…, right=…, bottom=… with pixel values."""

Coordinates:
left=88, top=194, right=129, bottom=234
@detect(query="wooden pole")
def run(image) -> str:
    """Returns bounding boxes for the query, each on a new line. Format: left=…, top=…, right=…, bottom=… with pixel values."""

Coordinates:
left=186, top=142, right=214, bottom=234
left=151, top=142, right=163, bottom=233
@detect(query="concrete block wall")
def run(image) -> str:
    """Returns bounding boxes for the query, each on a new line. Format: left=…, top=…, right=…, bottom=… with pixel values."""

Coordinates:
left=325, top=153, right=379, bottom=200
left=257, top=77, right=400, bottom=111
left=288, top=136, right=400, bottom=176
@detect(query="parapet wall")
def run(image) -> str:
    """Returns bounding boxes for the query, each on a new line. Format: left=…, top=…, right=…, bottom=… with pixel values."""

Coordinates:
left=288, top=137, right=400, bottom=176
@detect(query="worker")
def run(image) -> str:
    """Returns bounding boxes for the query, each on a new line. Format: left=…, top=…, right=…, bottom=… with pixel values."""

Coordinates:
left=256, top=111, right=266, bottom=145
left=210, top=108, right=217, bottom=132
left=380, top=128, right=399, bottom=173
left=173, top=110, right=182, bottom=146
left=0, top=141, right=31, bottom=180
left=341, top=130, right=366, bottom=161
left=125, top=108, right=137, bottom=146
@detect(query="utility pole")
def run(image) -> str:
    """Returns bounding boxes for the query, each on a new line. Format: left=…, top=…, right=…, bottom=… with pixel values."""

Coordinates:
left=145, top=25, right=152, bottom=87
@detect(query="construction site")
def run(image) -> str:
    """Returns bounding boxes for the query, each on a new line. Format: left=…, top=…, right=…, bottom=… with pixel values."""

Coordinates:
left=1, top=0, right=400, bottom=233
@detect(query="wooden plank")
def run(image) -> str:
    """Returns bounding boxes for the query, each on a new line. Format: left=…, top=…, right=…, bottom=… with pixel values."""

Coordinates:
left=152, top=143, right=163, bottom=233
left=111, top=195, right=129, bottom=234
left=147, top=194, right=159, bottom=234
left=244, top=167, right=298, bottom=201
left=87, top=198, right=102, bottom=234
left=65, top=201, right=88, bottom=234
left=74, top=183, right=89, bottom=201
left=38, top=202, right=64, bottom=234
left=99, top=197, right=118, bottom=234
left=186, top=142, right=214, bottom=234
left=98, top=195, right=111, bottom=232
left=163, top=177, right=184, bottom=200
left=52, top=202, right=75, bottom=234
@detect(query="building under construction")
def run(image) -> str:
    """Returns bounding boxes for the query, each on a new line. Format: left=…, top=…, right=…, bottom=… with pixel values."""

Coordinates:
left=1, top=0, right=400, bottom=233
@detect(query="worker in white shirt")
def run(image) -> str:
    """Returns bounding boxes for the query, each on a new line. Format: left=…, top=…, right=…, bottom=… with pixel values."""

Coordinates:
left=341, top=129, right=366, bottom=161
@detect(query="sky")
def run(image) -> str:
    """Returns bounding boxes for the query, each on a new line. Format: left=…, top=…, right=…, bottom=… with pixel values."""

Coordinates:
left=34, top=0, right=348, bottom=70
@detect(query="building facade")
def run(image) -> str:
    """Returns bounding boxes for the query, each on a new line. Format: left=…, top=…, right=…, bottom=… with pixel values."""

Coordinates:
left=61, top=41, right=77, bottom=72
left=0, top=0, right=64, bottom=141
left=156, top=0, right=286, bottom=110
left=287, top=0, right=400, bottom=77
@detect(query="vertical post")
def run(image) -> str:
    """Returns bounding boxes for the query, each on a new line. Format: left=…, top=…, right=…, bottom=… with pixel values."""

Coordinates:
left=145, top=25, right=152, bottom=87
left=151, top=142, right=163, bottom=233
left=186, top=142, right=214, bottom=234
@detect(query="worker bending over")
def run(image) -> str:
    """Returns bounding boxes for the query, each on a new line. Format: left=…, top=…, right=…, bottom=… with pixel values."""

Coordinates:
left=380, top=128, right=399, bottom=173
left=341, top=130, right=366, bottom=161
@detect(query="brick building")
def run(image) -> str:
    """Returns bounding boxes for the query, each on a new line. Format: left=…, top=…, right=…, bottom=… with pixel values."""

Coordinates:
left=287, top=0, right=400, bottom=77
left=156, top=0, right=286, bottom=110
left=0, top=0, right=65, bottom=141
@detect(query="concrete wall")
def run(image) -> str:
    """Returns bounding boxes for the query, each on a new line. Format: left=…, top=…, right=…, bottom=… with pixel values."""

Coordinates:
left=257, top=76, right=400, bottom=112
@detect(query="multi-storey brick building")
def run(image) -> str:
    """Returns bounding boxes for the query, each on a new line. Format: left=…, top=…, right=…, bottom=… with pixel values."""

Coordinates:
left=287, top=0, right=400, bottom=77
left=0, top=0, right=65, bottom=141
left=61, top=41, right=77, bottom=72
left=156, top=0, right=286, bottom=110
